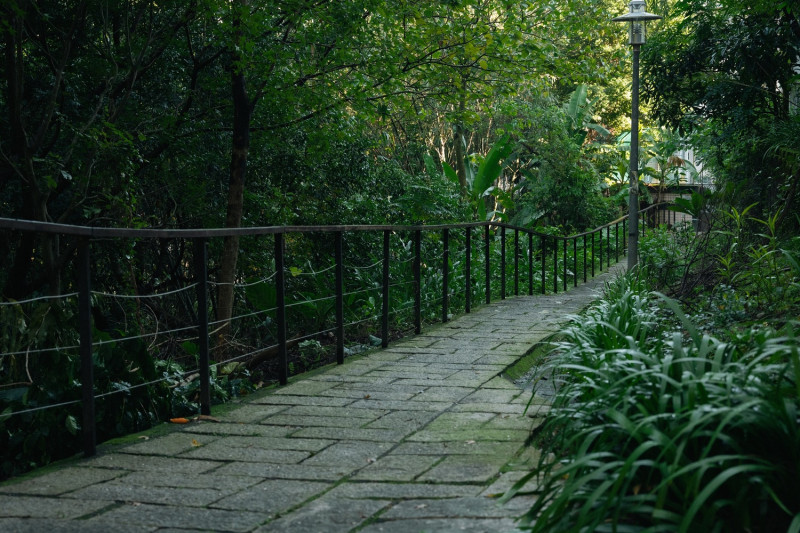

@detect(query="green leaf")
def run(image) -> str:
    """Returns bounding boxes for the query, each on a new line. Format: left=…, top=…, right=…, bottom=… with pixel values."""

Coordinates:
left=442, top=161, right=460, bottom=186
left=65, top=415, right=79, bottom=436
left=181, top=341, right=199, bottom=356
left=473, top=134, right=513, bottom=197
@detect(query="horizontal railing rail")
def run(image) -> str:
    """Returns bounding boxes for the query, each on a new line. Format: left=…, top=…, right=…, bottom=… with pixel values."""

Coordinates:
left=0, top=203, right=676, bottom=459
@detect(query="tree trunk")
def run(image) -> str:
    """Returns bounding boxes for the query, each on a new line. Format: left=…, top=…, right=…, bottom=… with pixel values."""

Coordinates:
left=453, top=89, right=468, bottom=192
left=215, top=0, right=250, bottom=356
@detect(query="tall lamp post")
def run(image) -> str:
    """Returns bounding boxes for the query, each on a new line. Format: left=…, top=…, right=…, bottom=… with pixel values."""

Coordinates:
left=613, top=0, right=661, bottom=271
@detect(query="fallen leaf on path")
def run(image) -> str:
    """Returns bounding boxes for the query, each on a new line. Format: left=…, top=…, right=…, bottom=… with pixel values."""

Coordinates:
left=191, top=438, right=201, bottom=447
left=465, top=440, right=476, bottom=445
left=169, top=417, right=190, bottom=424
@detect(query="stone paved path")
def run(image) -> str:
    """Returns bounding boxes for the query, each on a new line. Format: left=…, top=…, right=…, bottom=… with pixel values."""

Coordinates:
left=0, top=266, right=623, bottom=533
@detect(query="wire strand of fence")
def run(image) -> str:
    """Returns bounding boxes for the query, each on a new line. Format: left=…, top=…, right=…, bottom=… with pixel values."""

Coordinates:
left=233, top=272, right=278, bottom=287
left=0, top=293, right=79, bottom=306
left=346, top=259, right=383, bottom=271
left=287, top=263, right=336, bottom=277
left=2, top=398, right=82, bottom=418
left=92, top=323, right=200, bottom=347
left=342, top=286, right=381, bottom=300
left=91, top=284, right=197, bottom=299
left=285, top=293, right=335, bottom=310
left=207, top=307, right=275, bottom=328
left=1, top=345, right=80, bottom=358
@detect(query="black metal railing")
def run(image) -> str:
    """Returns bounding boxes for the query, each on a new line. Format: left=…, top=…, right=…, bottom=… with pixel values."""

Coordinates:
left=0, top=203, right=674, bottom=457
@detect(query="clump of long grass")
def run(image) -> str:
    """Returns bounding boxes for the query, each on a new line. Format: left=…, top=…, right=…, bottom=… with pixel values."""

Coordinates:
left=509, top=275, right=800, bottom=532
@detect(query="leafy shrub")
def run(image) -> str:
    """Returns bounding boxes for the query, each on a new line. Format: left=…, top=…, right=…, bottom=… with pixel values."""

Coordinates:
left=511, top=275, right=800, bottom=532
left=0, top=299, right=256, bottom=480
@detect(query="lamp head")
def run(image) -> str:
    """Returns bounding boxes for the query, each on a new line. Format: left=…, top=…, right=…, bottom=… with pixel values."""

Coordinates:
left=611, top=0, right=662, bottom=45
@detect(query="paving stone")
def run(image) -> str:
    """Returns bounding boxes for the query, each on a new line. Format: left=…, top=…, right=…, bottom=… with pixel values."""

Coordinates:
left=482, top=376, right=523, bottom=390
left=0, top=495, right=113, bottom=519
left=180, top=421, right=293, bottom=437
left=292, top=426, right=407, bottom=442
left=301, top=441, right=394, bottom=468
left=462, top=388, right=526, bottom=404
left=182, top=444, right=310, bottom=464
left=467, top=353, right=522, bottom=365
left=273, top=380, right=341, bottom=396
left=201, top=435, right=334, bottom=452
left=279, top=405, right=387, bottom=419
left=211, top=479, right=331, bottom=514
left=252, top=394, right=353, bottom=407
left=66, top=482, right=229, bottom=507
left=451, top=402, right=528, bottom=415
left=348, top=398, right=454, bottom=412
left=484, top=414, right=538, bottom=432
left=214, top=462, right=355, bottom=481
left=0, top=467, right=126, bottom=496
left=425, top=411, right=495, bottom=431
left=88, top=502, right=268, bottom=532
left=221, top=403, right=287, bottom=423
left=407, top=428, right=529, bottom=443
left=364, top=410, right=437, bottom=431
left=417, top=455, right=506, bottom=483
left=263, top=413, right=368, bottom=428
left=81, top=453, right=223, bottom=474
left=481, top=471, right=542, bottom=499
left=326, top=482, right=481, bottom=500
left=391, top=441, right=522, bottom=457
left=380, top=496, right=529, bottom=519
left=359, top=516, right=522, bottom=532
left=319, top=387, right=415, bottom=401
left=110, top=471, right=258, bottom=491
left=410, top=386, right=474, bottom=403
left=115, top=431, right=220, bottom=457
left=255, top=496, right=389, bottom=533
left=350, top=455, right=441, bottom=482
left=0, top=517, right=152, bottom=533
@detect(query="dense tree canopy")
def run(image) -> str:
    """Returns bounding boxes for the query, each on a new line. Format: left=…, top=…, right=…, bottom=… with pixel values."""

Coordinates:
left=1, top=0, right=631, bottom=303
left=642, top=0, right=800, bottom=229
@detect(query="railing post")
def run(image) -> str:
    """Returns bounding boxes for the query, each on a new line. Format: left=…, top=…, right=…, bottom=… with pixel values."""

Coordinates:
left=592, top=231, right=596, bottom=277
left=78, top=238, right=96, bottom=457
left=573, top=238, right=578, bottom=288
left=540, top=236, right=546, bottom=294
left=442, top=228, right=449, bottom=323
left=382, top=230, right=390, bottom=347
left=623, top=219, right=627, bottom=253
left=275, top=233, right=288, bottom=385
left=484, top=225, right=491, bottom=304
left=465, top=227, right=471, bottom=314
left=583, top=234, right=587, bottom=283
left=615, top=222, right=619, bottom=262
left=193, top=238, right=211, bottom=416
left=553, top=237, right=558, bottom=294
left=514, top=229, right=520, bottom=296
left=599, top=229, right=603, bottom=272
left=335, top=231, right=344, bottom=364
left=500, top=226, right=506, bottom=300
left=607, top=225, right=611, bottom=268
left=563, top=239, right=567, bottom=292
left=414, top=229, right=421, bottom=334
left=528, top=232, right=534, bottom=296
